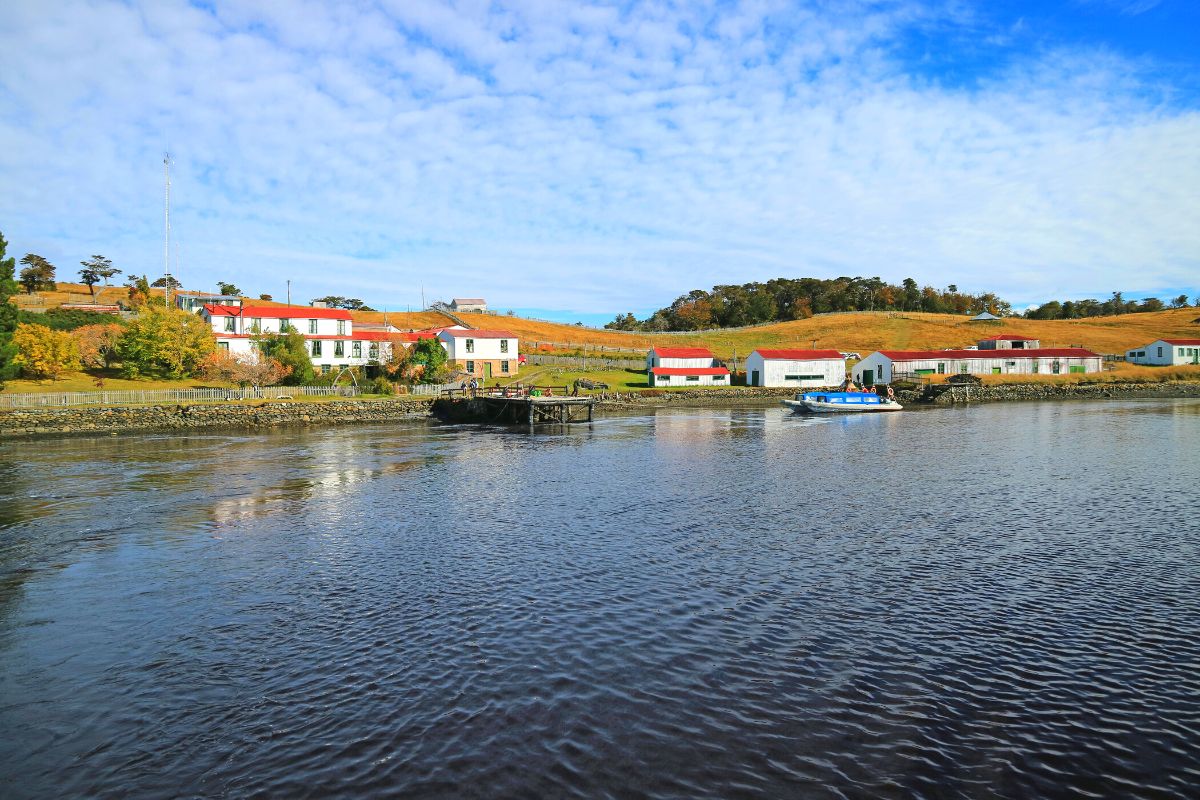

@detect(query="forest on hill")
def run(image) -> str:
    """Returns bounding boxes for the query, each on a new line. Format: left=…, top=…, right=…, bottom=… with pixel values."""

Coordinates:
left=605, top=277, right=1010, bottom=332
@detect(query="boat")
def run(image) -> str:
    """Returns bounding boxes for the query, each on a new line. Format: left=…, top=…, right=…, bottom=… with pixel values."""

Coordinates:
left=781, top=390, right=903, bottom=413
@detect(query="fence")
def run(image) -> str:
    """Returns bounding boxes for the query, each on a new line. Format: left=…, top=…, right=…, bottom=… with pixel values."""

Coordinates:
left=0, top=385, right=361, bottom=409
left=526, top=354, right=646, bottom=370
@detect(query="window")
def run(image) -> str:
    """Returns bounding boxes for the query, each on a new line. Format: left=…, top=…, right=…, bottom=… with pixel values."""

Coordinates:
left=1032, top=361, right=1039, bottom=373
left=1006, top=361, right=1016, bottom=367
left=1180, top=348, right=1186, bottom=357
left=686, top=375, right=700, bottom=382
left=223, top=316, right=236, bottom=332
left=1070, top=365, right=1085, bottom=374
left=368, top=343, right=378, bottom=359
left=279, top=320, right=291, bottom=333
left=321, top=364, right=331, bottom=374
left=334, top=341, right=344, bottom=358
left=311, top=341, right=322, bottom=357
left=784, top=374, right=801, bottom=381
left=656, top=375, right=669, bottom=384
left=937, top=363, right=946, bottom=374
left=217, top=341, right=229, bottom=351
left=352, top=341, right=362, bottom=358
left=501, top=361, right=509, bottom=373
left=1157, top=347, right=1163, bottom=357
left=960, top=364, right=969, bottom=373
left=309, top=319, right=318, bottom=334
left=500, top=339, right=509, bottom=353
left=337, top=320, right=346, bottom=335
left=251, top=318, right=262, bottom=332
left=465, top=339, right=475, bottom=353
left=713, top=374, right=726, bottom=381
left=466, top=360, right=475, bottom=373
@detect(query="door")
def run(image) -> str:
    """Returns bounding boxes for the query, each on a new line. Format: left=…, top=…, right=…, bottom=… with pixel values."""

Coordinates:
left=751, top=370, right=760, bottom=386
left=862, top=369, right=874, bottom=386
left=484, top=363, right=493, bottom=379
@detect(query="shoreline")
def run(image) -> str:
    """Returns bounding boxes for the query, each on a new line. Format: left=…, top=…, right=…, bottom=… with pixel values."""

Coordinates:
left=2, top=382, right=1199, bottom=439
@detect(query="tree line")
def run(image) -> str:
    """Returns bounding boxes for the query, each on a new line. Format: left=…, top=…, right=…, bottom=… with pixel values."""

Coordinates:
left=1022, top=292, right=1196, bottom=319
left=605, top=277, right=1012, bottom=331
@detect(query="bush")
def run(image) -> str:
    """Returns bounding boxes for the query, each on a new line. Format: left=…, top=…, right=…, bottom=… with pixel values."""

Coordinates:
left=369, top=376, right=394, bottom=395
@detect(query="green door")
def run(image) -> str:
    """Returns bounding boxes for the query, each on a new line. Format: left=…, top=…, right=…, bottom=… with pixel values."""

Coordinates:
left=862, top=369, right=874, bottom=386
left=484, top=363, right=493, bottom=379
left=751, top=370, right=760, bottom=386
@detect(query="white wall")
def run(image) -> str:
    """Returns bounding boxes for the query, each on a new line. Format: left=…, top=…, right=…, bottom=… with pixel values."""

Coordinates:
left=650, top=372, right=728, bottom=387
left=1127, top=340, right=1199, bottom=366
left=745, top=353, right=845, bottom=387
left=853, top=352, right=1103, bottom=380
left=647, top=351, right=714, bottom=369
left=438, top=332, right=518, bottom=360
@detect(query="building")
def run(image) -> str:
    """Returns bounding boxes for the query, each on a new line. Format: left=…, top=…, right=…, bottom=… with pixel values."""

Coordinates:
left=176, top=291, right=242, bottom=314
left=1126, top=339, right=1200, bottom=366
left=853, top=344, right=1103, bottom=385
left=645, top=347, right=730, bottom=388
left=450, top=298, right=487, bottom=313
left=744, top=349, right=844, bottom=388
left=437, top=328, right=518, bottom=379
left=977, top=334, right=1040, bottom=350
left=201, top=304, right=393, bottom=373
left=969, top=311, right=1001, bottom=322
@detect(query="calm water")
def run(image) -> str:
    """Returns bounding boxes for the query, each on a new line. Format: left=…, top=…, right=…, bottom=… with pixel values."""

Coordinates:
left=1, top=401, right=1198, bottom=798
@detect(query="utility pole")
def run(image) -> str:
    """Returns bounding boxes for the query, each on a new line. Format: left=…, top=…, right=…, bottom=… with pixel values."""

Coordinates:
left=163, top=153, right=171, bottom=306
left=287, top=279, right=291, bottom=306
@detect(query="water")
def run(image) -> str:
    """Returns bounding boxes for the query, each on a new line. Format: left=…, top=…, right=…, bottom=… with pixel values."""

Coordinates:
left=1, top=400, right=1198, bottom=798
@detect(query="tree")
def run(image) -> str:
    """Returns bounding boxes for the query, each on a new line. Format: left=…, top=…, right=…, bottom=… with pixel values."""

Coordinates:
left=126, top=275, right=152, bottom=309
left=409, top=337, right=449, bottom=383
left=78, top=255, right=120, bottom=297
left=1170, top=294, right=1189, bottom=309
left=310, top=295, right=374, bottom=311
left=19, top=254, right=56, bottom=293
left=217, top=281, right=241, bottom=296
left=0, top=231, right=20, bottom=380
left=151, top=275, right=181, bottom=289
left=605, top=312, right=640, bottom=331
left=72, top=323, right=125, bottom=368
left=12, top=323, right=80, bottom=380
left=258, top=294, right=273, bottom=301
left=1138, top=297, right=1164, bottom=313
left=116, top=305, right=216, bottom=378
left=255, top=329, right=315, bottom=385
left=200, top=349, right=291, bottom=391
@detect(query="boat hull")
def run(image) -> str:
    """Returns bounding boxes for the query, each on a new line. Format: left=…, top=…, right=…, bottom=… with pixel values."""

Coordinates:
left=780, top=396, right=903, bottom=413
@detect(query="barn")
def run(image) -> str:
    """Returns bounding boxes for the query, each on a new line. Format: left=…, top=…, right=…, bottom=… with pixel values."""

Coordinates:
left=744, top=349, right=845, bottom=388
left=853, top=347, right=1103, bottom=384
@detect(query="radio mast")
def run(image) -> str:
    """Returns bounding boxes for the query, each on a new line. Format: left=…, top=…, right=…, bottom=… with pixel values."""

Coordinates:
left=163, top=153, right=172, bottom=306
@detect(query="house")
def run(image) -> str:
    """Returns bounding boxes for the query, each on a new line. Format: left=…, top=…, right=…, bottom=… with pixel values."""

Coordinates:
left=744, top=349, right=844, bottom=388
left=176, top=291, right=242, bottom=314
left=977, top=334, right=1040, bottom=350
left=201, top=304, right=393, bottom=373
left=1126, top=339, right=1200, bottom=366
left=852, top=342, right=1103, bottom=385
left=450, top=298, right=487, bottom=313
left=645, top=347, right=730, bottom=387
left=437, top=328, right=518, bottom=379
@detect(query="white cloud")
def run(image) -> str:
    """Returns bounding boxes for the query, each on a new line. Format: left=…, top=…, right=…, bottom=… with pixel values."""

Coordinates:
left=0, top=0, right=1196, bottom=314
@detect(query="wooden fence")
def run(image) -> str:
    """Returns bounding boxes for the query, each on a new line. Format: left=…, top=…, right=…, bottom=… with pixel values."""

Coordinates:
left=0, top=385, right=361, bottom=409
left=526, top=354, right=645, bottom=370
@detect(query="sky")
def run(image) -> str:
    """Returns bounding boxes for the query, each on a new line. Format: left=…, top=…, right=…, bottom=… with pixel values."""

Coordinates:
left=1, top=0, right=1197, bottom=325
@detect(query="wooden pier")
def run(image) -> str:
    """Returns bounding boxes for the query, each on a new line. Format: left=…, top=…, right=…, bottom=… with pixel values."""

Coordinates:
left=435, top=386, right=596, bottom=426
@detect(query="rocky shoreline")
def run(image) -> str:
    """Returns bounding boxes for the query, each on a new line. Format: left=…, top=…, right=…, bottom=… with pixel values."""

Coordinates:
left=1, top=382, right=1198, bottom=439
left=0, top=398, right=434, bottom=439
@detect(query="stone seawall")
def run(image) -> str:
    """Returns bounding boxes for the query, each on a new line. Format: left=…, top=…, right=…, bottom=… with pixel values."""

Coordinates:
left=593, top=387, right=800, bottom=410
left=912, top=380, right=1200, bottom=405
left=0, top=398, right=434, bottom=439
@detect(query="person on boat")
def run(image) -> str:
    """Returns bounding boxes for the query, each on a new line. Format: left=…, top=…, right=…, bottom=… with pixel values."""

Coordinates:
left=840, top=377, right=856, bottom=392
left=885, top=385, right=896, bottom=403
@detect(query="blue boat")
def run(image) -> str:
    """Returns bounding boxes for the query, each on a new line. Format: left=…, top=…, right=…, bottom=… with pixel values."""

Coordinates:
left=781, top=390, right=903, bottom=413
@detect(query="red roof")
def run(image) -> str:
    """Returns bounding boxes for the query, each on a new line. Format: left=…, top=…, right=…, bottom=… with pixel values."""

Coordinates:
left=354, top=331, right=396, bottom=341
left=980, top=334, right=1038, bottom=341
left=879, top=348, right=1099, bottom=360
left=439, top=329, right=515, bottom=339
left=203, top=304, right=352, bottom=320
left=1162, top=339, right=1200, bottom=345
left=650, top=367, right=730, bottom=376
left=396, top=331, right=439, bottom=342
left=754, top=349, right=843, bottom=360
left=652, top=347, right=714, bottom=359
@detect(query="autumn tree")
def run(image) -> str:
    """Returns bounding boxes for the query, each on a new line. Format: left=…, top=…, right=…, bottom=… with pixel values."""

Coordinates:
left=73, top=323, right=125, bottom=368
left=200, top=349, right=291, bottom=391
left=116, top=304, right=216, bottom=378
left=126, top=275, right=152, bottom=309
left=18, top=254, right=56, bottom=293
left=259, top=293, right=273, bottom=301
left=79, top=255, right=120, bottom=298
left=12, top=323, right=80, bottom=380
left=255, top=329, right=315, bottom=385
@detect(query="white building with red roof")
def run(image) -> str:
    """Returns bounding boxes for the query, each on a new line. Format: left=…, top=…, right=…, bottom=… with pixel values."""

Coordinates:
left=645, top=346, right=730, bottom=388
left=437, top=328, right=519, bottom=380
left=201, top=303, right=397, bottom=373
left=977, top=334, right=1041, bottom=350
left=853, top=341, right=1103, bottom=385
left=744, top=349, right=845, bottom=388
left=1126, top=338, right=1200, bottom=366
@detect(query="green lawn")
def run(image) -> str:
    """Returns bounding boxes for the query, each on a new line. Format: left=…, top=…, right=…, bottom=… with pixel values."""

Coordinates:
left=1, top=368, right=233, bottom=394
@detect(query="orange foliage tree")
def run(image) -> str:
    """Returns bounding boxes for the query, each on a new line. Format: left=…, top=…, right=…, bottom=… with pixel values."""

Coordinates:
left=200, top=349, right=292, bottom=391
left=73, top=323, right=124, bottom=368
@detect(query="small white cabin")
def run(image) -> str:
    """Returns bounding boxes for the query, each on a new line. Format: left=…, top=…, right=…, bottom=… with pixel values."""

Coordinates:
left=646, top=347, right=729, bottom=387
left=744, top=349, right=845, bottom=388
left=450, top=298, right=487, bottom=313
left=1126, top=339, right=1200, bottom=366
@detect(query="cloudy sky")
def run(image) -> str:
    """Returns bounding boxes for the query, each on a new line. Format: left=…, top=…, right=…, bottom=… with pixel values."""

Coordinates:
left=1, top=0, right=1197, bottom=323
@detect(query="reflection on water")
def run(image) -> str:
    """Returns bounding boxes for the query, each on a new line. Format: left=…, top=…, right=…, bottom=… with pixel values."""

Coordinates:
left=1, top=400, right=1198, bottom=798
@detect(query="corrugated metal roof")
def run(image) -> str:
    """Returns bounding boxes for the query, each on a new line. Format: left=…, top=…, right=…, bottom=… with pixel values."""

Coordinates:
left=878, top=348, right=1099, bottom=360
left=204, top=304, right=352, bottom=320
left=439, top=329, right=515, bottom=339
left=652, top=347, right=715, bottom=358
left=753, top=349, right=843, bottom=360
left=1162, top=339, right=1200, bottom=345
left=650, top=367, right=730, bottom=376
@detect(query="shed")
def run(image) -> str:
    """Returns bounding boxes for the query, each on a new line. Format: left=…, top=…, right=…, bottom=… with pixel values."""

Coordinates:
left=744, top=349, right=845, bottom=388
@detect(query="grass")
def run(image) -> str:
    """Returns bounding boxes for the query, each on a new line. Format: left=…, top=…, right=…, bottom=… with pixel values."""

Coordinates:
left=1, top=368, right=234, bottom=394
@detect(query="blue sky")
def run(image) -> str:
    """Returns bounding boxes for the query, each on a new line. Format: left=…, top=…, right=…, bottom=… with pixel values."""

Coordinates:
left=1, top=0, right=1197, bottom=324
